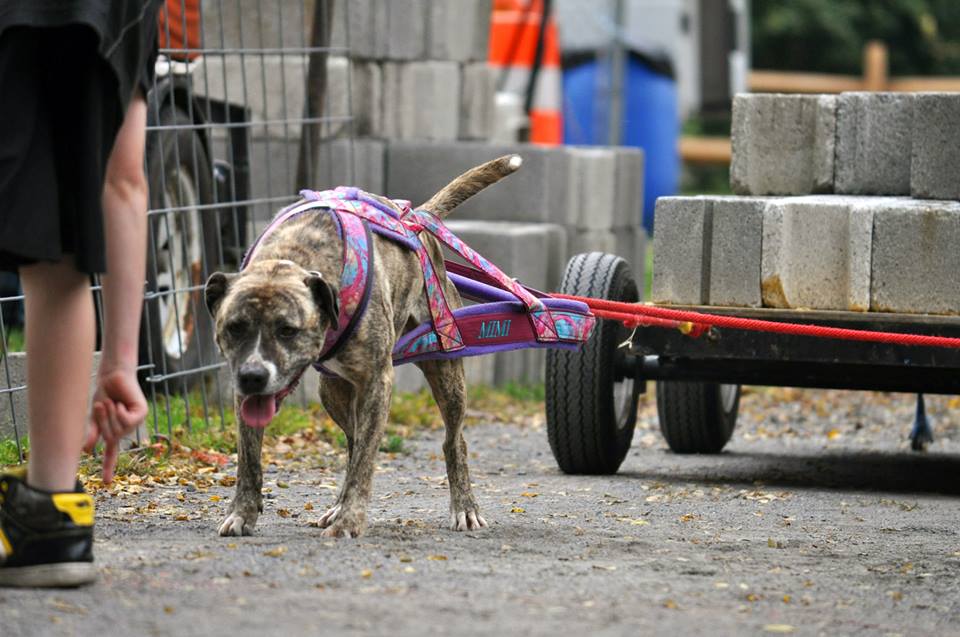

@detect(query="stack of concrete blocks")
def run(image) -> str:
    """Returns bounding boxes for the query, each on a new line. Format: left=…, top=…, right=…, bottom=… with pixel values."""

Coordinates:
left=653, top=92, right=960, bottom=318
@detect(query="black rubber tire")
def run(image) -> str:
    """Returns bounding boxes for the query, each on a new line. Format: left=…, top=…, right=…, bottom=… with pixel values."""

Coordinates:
left=656, top=381, right=740, bottom=454
left=546, top=252, right=640, bottom=474
left=141, top=105, right=218, bottom=393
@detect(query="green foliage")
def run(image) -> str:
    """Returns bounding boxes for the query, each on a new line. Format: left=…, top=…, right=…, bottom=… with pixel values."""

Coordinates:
left=752, top=0, right=960, bottom=75
left=3, top=327, right=24, bottom=354
left=0, top=437, right=28, bottom=466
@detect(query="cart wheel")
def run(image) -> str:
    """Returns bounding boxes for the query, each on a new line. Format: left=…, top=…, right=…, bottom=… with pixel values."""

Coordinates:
left=546, top=252, right=640, bottom=474
left=656, top=382, right=740, bottom=453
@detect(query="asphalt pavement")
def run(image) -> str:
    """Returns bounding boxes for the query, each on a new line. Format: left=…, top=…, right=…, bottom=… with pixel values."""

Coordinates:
left=2, top=387, right=959, bottom=636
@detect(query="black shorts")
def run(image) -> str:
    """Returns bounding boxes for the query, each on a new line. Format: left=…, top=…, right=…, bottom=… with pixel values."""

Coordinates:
left=0, top=25, right=124, bottom=274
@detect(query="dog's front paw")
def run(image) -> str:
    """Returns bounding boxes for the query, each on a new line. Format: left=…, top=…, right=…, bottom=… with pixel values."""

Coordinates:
left=319, top=509, right=365, bottom=538
left=449, top=509, right=487, bottom=532
left=317, top=503, right=341, bottom=528
left=218, top=506, right=259, bottom=536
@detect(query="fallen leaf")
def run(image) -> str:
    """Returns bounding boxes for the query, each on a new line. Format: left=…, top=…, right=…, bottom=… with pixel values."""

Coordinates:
left=174, top=514, right=189, bottom=521
left=663, top=599, right=677, bottom=609
left=403, top=566, right=416, bottom=573
left=209, top=495, right=221, bottom=502
left=304, top=502, right=314, bottom=511
left=511, top=507, right=525, bottom=513
left=360, top=569, right=373, bottom=578
left=263, top=546, right=287, bottom=558
left=679, top=513, right=697, bottom=523
left=277, top=481, right=290, bottom=489
left=427, top=555, right=448, bottom=561
left=277, top=508, right=291, bottom=518
left=763, top=625, right=794, bottom=634
left=164, top=606, right=175, bottom=615
left=520, top=492, right=539, bottom=498
left=826, top=429, right=841, bottom=440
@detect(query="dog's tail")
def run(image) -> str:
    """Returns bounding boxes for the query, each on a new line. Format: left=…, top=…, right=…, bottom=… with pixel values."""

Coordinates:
left=418, top=154, right=522, bottom=219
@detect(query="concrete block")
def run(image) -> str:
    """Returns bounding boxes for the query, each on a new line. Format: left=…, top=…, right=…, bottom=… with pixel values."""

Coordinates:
left=443, top=221, right=565, bottom=292
left=493, top=348, right=545, bottom=387
left=201, top=0, right=311, bottom=51
left=324, top=56, right=350, bottom=137
left=385, top=141, right=572, bottom=224
left=192, top=54, right=307, bottom=138
left=330, top=0, right=387, bottom=59
left=570, top=229, right=616, bottom=257
left=613, top=226, right=647, bottom=294
left=393, top=364, right=426, bottom=393
left=311, top=138, right=386, bottom=195
left=614, top=147, right=645, bottom=228
left=350, top=61, right=383, bottom=137
left=709, top=198, right=766, bottom=307
left=835, top=92, right=913, bottom=195
left=651, top=197, right=710, bottom=305
left=383, top=62, right=461, bottom=141
left=459, top=63, right=496, bottom=140
left=731, top=94, right=837, bottom=196
left=871, top=199, right=960, bottom=314
left=911, top=93, right=960, bottom=200
left=429, top=0, right=493, bottom=62
left=761, top=196, right=874, bottom=311
left=386, top=0, right=429, bottom=60
left=565, top=147, right=618, bottom=229
left=652, top=195, right=766, bottom=307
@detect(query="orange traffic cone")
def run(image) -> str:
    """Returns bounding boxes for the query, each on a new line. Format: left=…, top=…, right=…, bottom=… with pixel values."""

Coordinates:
left=488, top=0, right=563, bottom=145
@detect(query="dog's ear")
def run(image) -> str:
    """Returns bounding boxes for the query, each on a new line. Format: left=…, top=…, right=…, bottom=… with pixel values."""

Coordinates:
left=305, top=271, right=339, bottom=327
left=204, top=272, right=236, bottom=317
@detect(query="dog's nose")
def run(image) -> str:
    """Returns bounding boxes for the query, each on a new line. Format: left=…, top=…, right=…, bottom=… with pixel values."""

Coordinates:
left=238, top=363, right=269, bottom=394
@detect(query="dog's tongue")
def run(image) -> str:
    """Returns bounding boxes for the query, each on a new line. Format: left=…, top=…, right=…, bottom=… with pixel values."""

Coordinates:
left=240, top=394, right=277, bottom=428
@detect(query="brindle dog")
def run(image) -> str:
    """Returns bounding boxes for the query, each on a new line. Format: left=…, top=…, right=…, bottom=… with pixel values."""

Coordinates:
left=204, top=155, right=523, bottom=538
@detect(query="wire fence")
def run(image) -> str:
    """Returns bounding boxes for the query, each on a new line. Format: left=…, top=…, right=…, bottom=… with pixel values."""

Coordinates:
left=0, top=0, right=354, bottom=462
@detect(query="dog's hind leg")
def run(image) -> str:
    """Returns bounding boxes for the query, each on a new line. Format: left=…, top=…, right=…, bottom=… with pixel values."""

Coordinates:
left=317, top=376, right=356, bottom=528
left=320, top=367, right=394, bottom=538
left=418, top=358, right=488, bottom=531
left=219, top=397, right=265, bottom=536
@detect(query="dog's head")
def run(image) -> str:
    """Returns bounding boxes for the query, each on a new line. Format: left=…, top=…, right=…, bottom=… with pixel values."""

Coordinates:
left=204, top=259, right=339, bottom=428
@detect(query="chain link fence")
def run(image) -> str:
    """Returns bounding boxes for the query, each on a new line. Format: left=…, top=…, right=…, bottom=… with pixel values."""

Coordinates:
left=1, top=0, right=353, bottom=462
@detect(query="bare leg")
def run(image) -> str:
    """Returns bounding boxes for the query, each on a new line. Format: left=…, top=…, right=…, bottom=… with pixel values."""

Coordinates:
left=317, top=377, right=355, bottom=528
left=218, top=396, right=265, bottom=536
left=21, top=259, right=95, bottom=492
left=419, top=358, right=486, bottom=531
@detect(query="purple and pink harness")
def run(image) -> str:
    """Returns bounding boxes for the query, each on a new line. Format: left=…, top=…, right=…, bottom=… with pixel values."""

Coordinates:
left=242, top=187, right=595, bottom=375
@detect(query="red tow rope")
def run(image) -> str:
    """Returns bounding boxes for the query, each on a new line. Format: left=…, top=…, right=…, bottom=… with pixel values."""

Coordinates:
left=552, top=294, right=960, bottom=350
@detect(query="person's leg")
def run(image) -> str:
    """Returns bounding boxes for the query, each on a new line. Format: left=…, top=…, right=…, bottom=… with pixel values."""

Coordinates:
left=21, top=258, right=96, bottom=492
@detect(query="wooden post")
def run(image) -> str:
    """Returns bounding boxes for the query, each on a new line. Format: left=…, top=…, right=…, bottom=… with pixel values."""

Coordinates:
left=863, top=40, right=889, bottom=91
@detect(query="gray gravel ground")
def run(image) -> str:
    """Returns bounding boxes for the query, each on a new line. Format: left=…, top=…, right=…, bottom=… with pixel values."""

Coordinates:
left=2, top=387, right=959, bottom=636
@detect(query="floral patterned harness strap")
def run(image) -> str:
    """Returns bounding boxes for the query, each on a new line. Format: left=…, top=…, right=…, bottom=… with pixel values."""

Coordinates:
left=242, top=187, right=596, bottom=372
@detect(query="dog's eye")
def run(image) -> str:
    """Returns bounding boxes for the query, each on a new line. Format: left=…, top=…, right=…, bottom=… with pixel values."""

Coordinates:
left=226, top=321, right=248, bottom=338
left=277, top=325, right=299, bottom=340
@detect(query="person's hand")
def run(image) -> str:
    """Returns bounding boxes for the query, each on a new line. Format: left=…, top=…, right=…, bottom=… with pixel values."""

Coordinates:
left=84, top=368, right=148, bottom=483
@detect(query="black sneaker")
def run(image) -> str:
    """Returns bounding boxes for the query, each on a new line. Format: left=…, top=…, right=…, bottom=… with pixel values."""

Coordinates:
left=0, top=468, right=96, bottom=587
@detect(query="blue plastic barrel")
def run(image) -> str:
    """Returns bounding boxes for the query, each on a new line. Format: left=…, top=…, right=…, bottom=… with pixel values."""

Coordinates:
left=562, top=51, right=679, bottom=232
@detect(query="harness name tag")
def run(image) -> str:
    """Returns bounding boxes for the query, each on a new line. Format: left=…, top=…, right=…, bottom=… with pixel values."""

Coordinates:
left=478, top=320, right=511, bottom=340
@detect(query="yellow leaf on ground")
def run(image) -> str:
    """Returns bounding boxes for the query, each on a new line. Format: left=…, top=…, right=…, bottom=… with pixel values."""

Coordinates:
left=263, top=546, right=287, bottom=558
left=826, top=429, right=841, bottom=440
left=360, top=569, right=373, bottom=578
left=763, top=626, right=795, bottom=634
left=520, top=492, right=539, bottom=498
left=427, top=555, right=448, bottom=561
left=511, top=507, right=525, bottom=513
